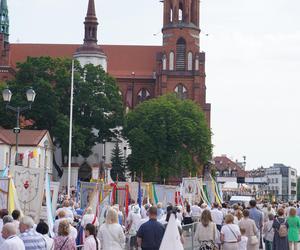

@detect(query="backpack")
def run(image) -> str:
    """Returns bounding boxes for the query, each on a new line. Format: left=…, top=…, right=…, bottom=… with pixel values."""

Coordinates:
left=277, top=218, right=288, bottom=238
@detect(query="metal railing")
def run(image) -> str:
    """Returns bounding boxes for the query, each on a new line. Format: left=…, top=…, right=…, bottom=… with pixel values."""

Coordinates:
left=182, top=222, right=200, bottom=250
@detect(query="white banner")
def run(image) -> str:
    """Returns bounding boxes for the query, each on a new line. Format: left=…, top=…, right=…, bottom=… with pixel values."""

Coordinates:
left=11, top=166, right=45, bottom=222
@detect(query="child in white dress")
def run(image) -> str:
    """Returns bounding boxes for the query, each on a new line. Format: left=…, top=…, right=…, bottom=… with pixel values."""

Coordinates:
left=239, top=228, right=248, bottom=250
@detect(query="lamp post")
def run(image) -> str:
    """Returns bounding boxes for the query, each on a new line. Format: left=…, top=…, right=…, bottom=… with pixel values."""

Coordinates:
left=2, top=87, right=36, bottom=165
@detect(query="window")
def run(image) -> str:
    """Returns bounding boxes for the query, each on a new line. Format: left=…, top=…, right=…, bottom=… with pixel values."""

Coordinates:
left=137, top=89, right=151, bottom=103
left=291, top=171, right=295, bottom=176
left=188, top=52, right=193, bottom=71
left=176, top=38, right=186, bottom=70
left=169, top=52, right=174, bottom=70
left=175, top=84, right=188, bottom=99
left=170, top=8, right=173, bottom=22
left=162, top=54, right=167, bottom=70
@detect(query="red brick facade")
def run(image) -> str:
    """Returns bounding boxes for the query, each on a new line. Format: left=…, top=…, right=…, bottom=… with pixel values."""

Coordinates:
left=0, top=0, right=211, bottom=126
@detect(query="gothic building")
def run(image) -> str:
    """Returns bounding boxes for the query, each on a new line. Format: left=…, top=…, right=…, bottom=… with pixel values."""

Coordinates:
left=0, top=0, right=211, bottom=125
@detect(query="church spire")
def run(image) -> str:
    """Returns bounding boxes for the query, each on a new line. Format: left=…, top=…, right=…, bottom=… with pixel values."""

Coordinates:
left=87, top=0, right=96, bottom=17
left=74, top=0, right=107, bottom=71
left=83, top=0, right=98, bottom=45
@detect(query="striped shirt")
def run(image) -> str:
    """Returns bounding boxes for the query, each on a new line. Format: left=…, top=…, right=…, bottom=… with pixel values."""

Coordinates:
left=20, top=228, right=47, bottom=250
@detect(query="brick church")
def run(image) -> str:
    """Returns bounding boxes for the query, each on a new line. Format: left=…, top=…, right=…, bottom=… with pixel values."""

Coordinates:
left=0, top=0, right=211, bottom=125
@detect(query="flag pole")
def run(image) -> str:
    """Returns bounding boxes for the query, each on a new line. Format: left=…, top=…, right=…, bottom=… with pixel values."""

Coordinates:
left=67, top=60, right=74, bottom=198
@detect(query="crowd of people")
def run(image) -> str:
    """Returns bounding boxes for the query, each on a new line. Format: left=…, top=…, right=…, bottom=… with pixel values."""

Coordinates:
left=1, top=198, right=300, bottom=250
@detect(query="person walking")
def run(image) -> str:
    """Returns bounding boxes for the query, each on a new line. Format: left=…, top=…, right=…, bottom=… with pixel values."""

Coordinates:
left=239, top=209, right=259, bottom=250
left=36, top=220, right=54, bottom=250
left=272, top=208, right=289, bottom=250
left=211, top=203, right=223, bottom=232
left=287, top=207, right=300, bottom=250
left=98, top=208, right=126, bottom=250
left=81, top=207, right=99, bottom=229
left=1, top=222, right=25, bottom=250
left=194, top=209, right=218, bottom=250
left=263, top=214, right=274, bottom=250
left=83, top=223, right=100, bottom=250
left=19, top=216, right=47, bottom=250
left=137, top=206, right=165, bottom=250
left=220, top=214, right=241, bottom=250
left=249, top=200, right=263, bottom=246
left=53, top=220, right=76, bottom=250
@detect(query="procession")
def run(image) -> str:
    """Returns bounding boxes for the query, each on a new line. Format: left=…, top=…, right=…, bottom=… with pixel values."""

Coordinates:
left=0, top=0, right=299, bottom=249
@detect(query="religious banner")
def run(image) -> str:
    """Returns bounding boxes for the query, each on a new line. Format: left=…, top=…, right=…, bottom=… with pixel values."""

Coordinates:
left=154, top=184, right=177, bottom=207
left=11, top=166, right=45, bottom=222
left=80, top=182, right=100, bottom=210
left=181, top=177, right=199, bottom=199
left=0, top=178, right=9, bottom=210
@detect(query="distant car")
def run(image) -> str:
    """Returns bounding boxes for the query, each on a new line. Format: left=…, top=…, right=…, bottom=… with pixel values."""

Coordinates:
left=229, top=195, right=254, bottom=207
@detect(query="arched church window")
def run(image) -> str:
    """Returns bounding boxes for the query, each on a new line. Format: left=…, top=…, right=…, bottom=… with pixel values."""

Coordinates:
left=188, top=52, right=193, bottom=71
left=137, top=89, right=151, bottom=104
left=162, top=54, right=167, bottom=70
left=195, top=55, right=199, bottom=71
left=179, top=2, right=183, bottom=22
left=176, top=38, right=186, bottom=71
left=170, top=8, right=173, bottom=22
left=169, top=52, right=174, bottom=70
left=175, top=84, right=188, bottom=100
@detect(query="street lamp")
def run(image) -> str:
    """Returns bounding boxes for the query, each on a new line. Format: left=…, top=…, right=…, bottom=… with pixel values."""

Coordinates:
left=2, top=87, right=36, bottom=165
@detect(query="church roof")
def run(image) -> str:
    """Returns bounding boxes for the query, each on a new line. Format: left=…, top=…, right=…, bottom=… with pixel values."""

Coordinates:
left=0, top=128, right=49, bottom=146
left=9, top=43, right=162, bottom=78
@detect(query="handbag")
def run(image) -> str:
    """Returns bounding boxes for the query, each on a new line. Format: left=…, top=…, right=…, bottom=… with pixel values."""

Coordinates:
left=249, top=235, right=259, bottom=245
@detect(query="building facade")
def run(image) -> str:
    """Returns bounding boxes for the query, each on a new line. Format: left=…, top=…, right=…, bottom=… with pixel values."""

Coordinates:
left=0, top=0, right=211, bottom=188
left=264, top=163, right=297, bottom=201
left=0, top=128, right=54, bottom=175
left=0, top=0, right=211, bottom=125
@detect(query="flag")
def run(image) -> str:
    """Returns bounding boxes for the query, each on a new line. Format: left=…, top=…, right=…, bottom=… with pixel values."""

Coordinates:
left=33, top=149, right=38, bottom=158
left=159, top=214, right=184, bottom=250
left=1, top=166, right=8, bottom=178
left=45, top=172, right=54, bottom=237
left=138, top=180, right=142, bottom=208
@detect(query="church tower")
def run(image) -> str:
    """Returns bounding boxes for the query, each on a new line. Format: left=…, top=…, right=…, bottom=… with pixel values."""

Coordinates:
left=156, top=0, right=211, bottom=125
left=74, top=0, right=107, bottom=71
left=0, top=0, right=9, bottom=66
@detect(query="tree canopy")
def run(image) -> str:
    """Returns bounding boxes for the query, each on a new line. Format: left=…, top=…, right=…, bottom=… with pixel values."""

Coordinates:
left=123, top=94, right=212, bottom=182
left=0, top=57, right=124, bottom=163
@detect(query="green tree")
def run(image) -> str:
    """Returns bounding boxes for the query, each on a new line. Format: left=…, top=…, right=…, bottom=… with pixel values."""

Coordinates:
left=123, top=94, right=212, bottom=182
left=110, top=142, right=126, bottom=181
left=0, top=57, right=124, bottom=163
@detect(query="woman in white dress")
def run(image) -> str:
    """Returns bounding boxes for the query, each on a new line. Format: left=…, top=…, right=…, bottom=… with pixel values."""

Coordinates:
left=98, top=208, right=126, bottom=250
left=220, top=214, right=241, bottom=250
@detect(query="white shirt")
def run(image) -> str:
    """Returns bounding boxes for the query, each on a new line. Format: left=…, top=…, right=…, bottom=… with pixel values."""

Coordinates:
left=127, top=211, right=142, bottom=233
left=221, top=224, right=241, bottom=243
left=211, top=208, right=223, bottom=225
left=83, top=235, right=101, bottom=250
left=191, top=205, right=202, bottom=217
left=1, top=235, right=25, bottom=250
left=81, top=214, right=99, bottom=228
left=239, top=235, right=248, bottom=250
left=70, top=225, right=78, bottom=239
left=42, top=234, right=54, bottom=250
left=98, top=223, right=125, bottom=250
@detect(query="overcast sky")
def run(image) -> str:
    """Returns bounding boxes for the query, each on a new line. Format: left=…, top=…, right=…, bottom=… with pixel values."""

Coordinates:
left=8, top=0, right=300, bottom=172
